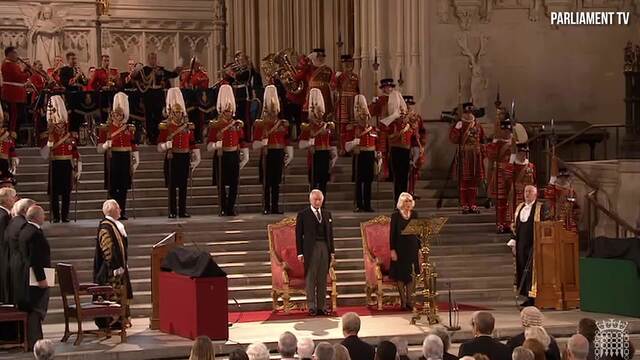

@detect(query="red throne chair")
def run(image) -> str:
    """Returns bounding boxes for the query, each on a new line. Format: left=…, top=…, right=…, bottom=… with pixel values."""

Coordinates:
left=268, top=217, right=338, bottom=313
left=360, top=215, right=399, bottom=310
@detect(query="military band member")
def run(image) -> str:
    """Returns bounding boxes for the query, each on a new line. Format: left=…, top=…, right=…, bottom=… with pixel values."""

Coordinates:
left=299, top=88, right=337, bottom=199
left=285, top=55, right=310, bottom=140
left=386, top=93, right=415, bottom=204
left=508, top=143, right=536, bottom=221
left=41, top=95, right=82, bottom=223
left=344, top=95, right=382, bottom=212
left=369, top=79, right=396, bottom=181
left=404, top=96, right=427, bottom=200
left=134, top=52, right=181, bottom=144
left=46, top=55, right=64, bottom=85
left=180, top=60, right=210, bottom=143
left=88, top=54, right=120, bottom=123
left=252, top=85, right=293, bottom=215
left=300, top=49, right=336, bottom=122
left=449, top=102, right=486, bottom=214
left=334, top=54, right=360, bottom=155
left=157, top=88, right=200, bottom=218
left=2, top=47, right=32, bottom=136
left=544, top=158, right=578, bottom=232
left=59, top=52, right=88, bottom=132
left=207, top=84, right=248, bottom=217
left=486, top=107, right=514, bottom=233
left=223, top=51, right=263, bottom=142
left=0, top=109, right=19, bottom=180
left=97, top=92, right=140, bottom=220
left=28, top=60, right=47, bottom=94
left=179, top=59, right=210, bottom=90
left=119, top=59, right=138, bottom=91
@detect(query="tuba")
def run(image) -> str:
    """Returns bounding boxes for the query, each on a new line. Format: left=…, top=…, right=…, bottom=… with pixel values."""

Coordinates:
left=272, top=48, right=304, bottom=94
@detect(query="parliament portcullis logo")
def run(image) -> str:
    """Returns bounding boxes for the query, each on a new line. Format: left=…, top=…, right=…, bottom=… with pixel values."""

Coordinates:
left=594, top=319, right=630, bottom=360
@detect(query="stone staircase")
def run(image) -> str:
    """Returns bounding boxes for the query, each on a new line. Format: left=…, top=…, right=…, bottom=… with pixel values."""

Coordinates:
left=13, top=145, right=512, bottom=325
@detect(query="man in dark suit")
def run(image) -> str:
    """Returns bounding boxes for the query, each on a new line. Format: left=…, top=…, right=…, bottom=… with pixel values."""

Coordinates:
left=296, top=189, right=335, bottom=316
left=0, top=187, right=16, bottom=303
left=459, top=311, right=511, bottom=360
left=18, top=205, right=50, bottom=349
left=6, top=198, right=35, bottom=306
left=341, top=312, right=375, bottom=360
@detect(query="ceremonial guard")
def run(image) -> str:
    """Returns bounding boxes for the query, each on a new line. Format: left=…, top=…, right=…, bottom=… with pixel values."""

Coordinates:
left=179, top=59, right=210, bottom=143
left=334, top=55, right=360, bottom=155
left=41, top=95, right=82, bottom=223
left=300, top=49, right=336, bottom=121
left=299, top=88, right=337, bottom=198
left=386, top=93, right=415, bottom=204
left=508, top=143, right=536, bottom=220
left=59, top=52, right=88, bottom=132
left=207, top=84, right=248, bottom=217
left=157, top=88, right=201, bottom=218
left=252, top=85, right=293, bottom=214
left=486, top=107, right=514, bottom=233
left=2, top=47, right=32, bottom=135
left=449, top=102, right=486, bottom=214
left=0, top=110, right=19, bottom=180
left=369, top=79, right=396, bottom=180
left=404, top=96, right=427, bottom=200
left=344, top=94, right=381, bottom=212
left=544, top=158, right=579, bottom=231
left=88, top=54, right=120, bottom=122
left=284, top=54, right=310, bottom=139
left=135, top=52, right=181, bottom=144
left=97, top=92, right=140, bottom=220
left=223, top=51, right=263, bottom=142
left=120, top=60, right=145, bottom=143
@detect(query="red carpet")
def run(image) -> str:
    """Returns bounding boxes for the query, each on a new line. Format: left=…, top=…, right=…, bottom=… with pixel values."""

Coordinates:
left=229, top=303, right=489, bottom=324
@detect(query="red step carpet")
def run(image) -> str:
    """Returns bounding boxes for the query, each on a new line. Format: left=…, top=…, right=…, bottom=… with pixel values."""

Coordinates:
left=229, top=303, right=489, bottom=324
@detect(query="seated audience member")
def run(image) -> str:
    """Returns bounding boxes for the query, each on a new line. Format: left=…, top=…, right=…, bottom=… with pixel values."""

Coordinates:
left=246, top=342, right=269, bottom=360
left=473, top=355, right=490, bottom=360
left=422, top=334, right=444, bottom=360
left=513, top=346, right=535, bottom=360
left=335, top=344, right=352, bottom=360
left=33, top=339, right=55, bottom=360
left=315, top=342, right=336, bottom=360
left=525, top=326, right=561, bottom=360
left=391, top=336, right=410, bottom=360
left=426, top=325, right=457, bottom=360
left=508, top=307, right=562, bottom=360
left=278, top=331, right=297, bottom=360
left=376, top=340, right=397, bottom=360
left=577, top=318, right=597, bottom=360
left=523, top=339, right=547, bottom=360
left=297, top=337, right=315, bottom=360
left=341, top=312, right=375, bottom=360
left=458, top=311, right=511, bottom=360
left=229, top=349, right=250, bottom=360
left=189, top=336, right=215, bottom=360
left=564, top=334, right=589, bottom=360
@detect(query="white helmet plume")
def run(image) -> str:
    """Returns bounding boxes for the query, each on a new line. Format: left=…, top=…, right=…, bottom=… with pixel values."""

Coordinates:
left=307, top=88, right=325, bottom=116
left=166, top=87, right=187, bottom=116
left=217, top=84, right=236, bottom=115
left=262, top=85, right=280, bottom=115
left=112, top=92, right=130, bottom=122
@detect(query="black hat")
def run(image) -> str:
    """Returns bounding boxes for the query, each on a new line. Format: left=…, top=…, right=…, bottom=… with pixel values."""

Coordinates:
left=516, top=143, right=529, bottom=152
left=0, top=176, right=16, bottom=188
left=558, top=167, right=571, bottom=177
left=463, top=102, right=474, bottom=111
left=500, top=119, right=512, bottom=130
left=379, top=78, right=396, bottom=88
left=340, top=54, right=353, bottom=62
left=403, top=95, right=415, bottom=105
left=312, top=48, right=326, bottom=55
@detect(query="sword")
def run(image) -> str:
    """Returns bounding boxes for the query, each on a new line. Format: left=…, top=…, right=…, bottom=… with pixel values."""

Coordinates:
left=189, top=165, right=195, bottom=210
left=130, top=151, right=137, bottom=219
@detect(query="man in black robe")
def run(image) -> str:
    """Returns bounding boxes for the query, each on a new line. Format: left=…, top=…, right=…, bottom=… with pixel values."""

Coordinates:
left=93, top=199, right=132, bottom=329
left=6, top=198, right=35, bottom=308
left=508, top=185, right=550, bottom=307
left=0, top=187, right=16, bottom=303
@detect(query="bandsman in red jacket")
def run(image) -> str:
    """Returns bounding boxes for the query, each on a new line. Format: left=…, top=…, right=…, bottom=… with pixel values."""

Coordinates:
left=1, top=47, right=32, bottom=136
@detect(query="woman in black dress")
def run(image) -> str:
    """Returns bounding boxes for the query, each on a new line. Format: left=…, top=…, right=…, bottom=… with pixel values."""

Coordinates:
left=389, top=192, right=420, bottom=310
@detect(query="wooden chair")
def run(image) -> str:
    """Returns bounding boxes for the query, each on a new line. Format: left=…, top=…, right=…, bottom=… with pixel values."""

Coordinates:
left=56, top=263, right=127, bottom=345
left=267, top=217, right=338, bottom=313
left=360, top=215, right=399, bottom=310
left=0, top=305, right=28, bottom=352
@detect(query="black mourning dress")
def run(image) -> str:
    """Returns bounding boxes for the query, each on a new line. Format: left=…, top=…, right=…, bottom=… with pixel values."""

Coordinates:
left=389, top=209, right=420, bottom=284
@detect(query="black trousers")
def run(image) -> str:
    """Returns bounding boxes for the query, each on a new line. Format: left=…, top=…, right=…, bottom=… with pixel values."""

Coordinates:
left=110, top=189, right=127, bottom=216
left=214, top=151, right=240, bottom=214
left=143, top=89, right=165, bottom=144
left=27, top=288, right=49, bottom=349
left=355, top=151, right=376, bottom=210
left=261, top=149, right=285, bottom=212
left=169, top=186, right=188, bottom=215
left=51, top=160, right=73, bottom=221
left=310, top=150, right=331, bottom=200
left=165, top=153, right=190, bottom=216
left=107, top=151, right=131, bottom=215
left=391, top=147, right=410, bottom=204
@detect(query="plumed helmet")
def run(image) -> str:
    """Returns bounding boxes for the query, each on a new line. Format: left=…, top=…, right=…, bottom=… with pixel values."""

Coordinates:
left=47, top=95, right=68, bottom=124
left=216, top=84, right=236, bottom=115
left=262, top=84, right=280, bottom=115
left=166, top=87, right=187, bottom=117
left=111, top=92, right=130, bottom=122
left=353, top=94, right=370, bottom=119
left=307, top=88, right=325, bottom=116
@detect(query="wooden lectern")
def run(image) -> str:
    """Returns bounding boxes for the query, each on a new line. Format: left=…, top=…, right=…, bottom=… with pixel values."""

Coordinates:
left=533, top=220, right=580, bottom=310
left=149, top=230, right=184, bottom=330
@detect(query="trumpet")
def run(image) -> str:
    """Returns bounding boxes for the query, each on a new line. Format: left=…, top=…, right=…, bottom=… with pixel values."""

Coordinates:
left=74, top=66, right=88, bottom=85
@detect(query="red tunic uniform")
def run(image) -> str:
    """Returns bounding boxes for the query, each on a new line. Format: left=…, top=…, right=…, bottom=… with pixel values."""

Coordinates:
left=207, top=119, right=246, bottom=150
left=507, top=160, right=536, bottom=220
left=369, top=95, right=391, bottom=180
left=0, top=129, right=17, bottom=161
left=335, top=71, right=359, bottom=152
left=252, top=119, right=289, bottom=148
left=49, top=127, right=80, bottom=160
left=485, top=139, right=513, bottom=230
left=544, top=183, right=579, bottom=231
left=98, top=123, right=138, bottom=151
left=449, top=117, right=486, bottom=210
left=299, top=121, right=335, bottom=150
left=407, top=110, right=427, bottom=196
left=158, top=121, right=196, bottom=153
left=88, top=68, right=120, bottom=91
left=179, top=70, right=210, bottom=90
left=1, top=59, right=30, bottom=103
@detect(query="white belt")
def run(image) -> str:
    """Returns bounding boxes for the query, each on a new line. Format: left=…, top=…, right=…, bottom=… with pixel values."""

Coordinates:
left=232, top=84, right=247, bottom=89
left=3, top=82, right=25, bottom=87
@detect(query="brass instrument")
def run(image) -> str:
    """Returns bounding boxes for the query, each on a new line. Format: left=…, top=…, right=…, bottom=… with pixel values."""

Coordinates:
left=272, top=49, right=304, bottom=94
left=75, top=66, right=88, bottom=85
left=222, top=59, right=249, bottom=81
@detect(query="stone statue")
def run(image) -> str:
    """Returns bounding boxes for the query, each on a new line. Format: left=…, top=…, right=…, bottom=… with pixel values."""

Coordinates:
left=22, top=4, right=67, bottom=68
left=624, top=41, right=634, bottom=72
left=457, top=34, right=489, bottom=113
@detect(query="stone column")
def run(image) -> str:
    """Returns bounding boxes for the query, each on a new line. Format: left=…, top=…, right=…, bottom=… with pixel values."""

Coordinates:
left=623, top=63, right=640, bottom=158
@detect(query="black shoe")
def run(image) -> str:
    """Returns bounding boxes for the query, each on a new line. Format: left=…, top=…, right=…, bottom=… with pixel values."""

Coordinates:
left=168, top=213, right=177, bottom=219
left=519, top=298, right=535, bottom=307
left=227, top=209, right=238, bottom=216
left=53, top=218, right=60, bottom=223
left=461, top=207, right=470, bottom=214
left=118, top=215, right=128, bottom=221
left=62, top=218, right=70, bottom=223
left=316, top=309, right=325, bottom=316
left=364, top=208, right=375, bottom=213
left=354, top=208, right=363, bottom=213
left=263, top=209, right=271, bottom=215
left=218, top=211, right=225, bottom=217
left=470, top=206, right=481, bottom=214
left=308, top=309, right=317, bottom=316
left=271, top=209, right=283, bottom=214
left=179, top=212, right=191, bottom=218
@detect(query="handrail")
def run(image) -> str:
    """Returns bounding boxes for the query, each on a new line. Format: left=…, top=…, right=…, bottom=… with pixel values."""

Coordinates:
left=554, top=124, right=624, bottom=150
left=587, top=190, right=640, bottom=236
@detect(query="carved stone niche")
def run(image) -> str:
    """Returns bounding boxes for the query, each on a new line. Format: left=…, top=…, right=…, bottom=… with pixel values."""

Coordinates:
left=452, top=0, right=486, bottom=30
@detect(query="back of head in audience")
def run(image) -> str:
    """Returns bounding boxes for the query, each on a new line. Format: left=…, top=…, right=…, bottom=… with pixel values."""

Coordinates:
left=26, top=205, right=45, bottom=226
left=426, top=325, right=452, bottom=353
left=33, top=339, right=55, bottom=360
left=521, top=306, right=544, bottom=328
left=375, top=340, right=397, bottom=360
left=297, top=337, right=315, bottom=360
left=314, top=342, right=336, bottom=360
left=342, top=312, right=361, bottom=337
left=512, top=346, right=535, bottom=360
left=577, top=318, right=597, bottom=343
left=278, top=331, right=297, bottom=358
left=390, top=336, right=408, bottom=356
left=460, top=357, right=475, bottom=360
left=472, top=311, right=496, bottom=336
left=334, top=344, right=352, bottom=360
left=12, top=198, right=35, bottom=217
left=523, top=338, right=546, bottom=360
left=473, top=354, right=490, bottom=360
left=524, top=326, right=551, bottom=350
left=423, top=334, right=444, bottom=360
left=0, top=187, right=16, bottom=209
left=246, top=342, right=269, bottom=360
left=229, top=349, right=249, bottom=360
left=189, top=336, right=215, bottom=360
left=567, top=334, right=589, bottom=360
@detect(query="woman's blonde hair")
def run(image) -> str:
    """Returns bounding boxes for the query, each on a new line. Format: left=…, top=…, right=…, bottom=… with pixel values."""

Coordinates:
left=396, top=192, right=415, bottom=211
left=189, top=336, right=215, bottom=360
left=333, top=344, right=351, bottom=360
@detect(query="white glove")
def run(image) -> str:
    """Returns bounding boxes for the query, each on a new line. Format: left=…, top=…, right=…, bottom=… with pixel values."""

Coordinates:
left=375, top=157, right=383, bottom=175
left=157, top=141, right=172, bottom=152
left=330, top=146, right=338, bottom=168
left=113, top=267, right=125, bottom=276
left=239, top=148, right=249, bottom=169
left=284, top=146, right=294, bottom=167
left=353, top=138, right=361, bottom=146
left=215, top=140, right=222, bottom=149
left=509, top=154, right=516, bottom=164
left=262, top=138, right=269, bottom=146
left=166, top=140, right=173, bottom=149
left=549, top=176, right=557, bottom=185
left=75, top=161, right=83, bottom=181
left=103, top=140, right=112, bottom=150
left=132, top=151, right=140, bottom=172
left=299, top=140, right=311, bottom=149
left=207, top=141, right=216, bottom=152
left=309, top=138, right=315, bottom=146
left=345, top=140, right=356, bottom=153
left=190, top=148, right=201, bottom=169
left=410, top=147, right=420, bottom=167
left=252, top=140, right=264, bottom=150
left=455, top=121, right=463, bottom=130
left=47, top=141, right=53, bottom=148
left=507, top=239, right=516, bottom=256
left=10, top=158, right=18, bottom=175
left=39, top=146, right=50, bottom=160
